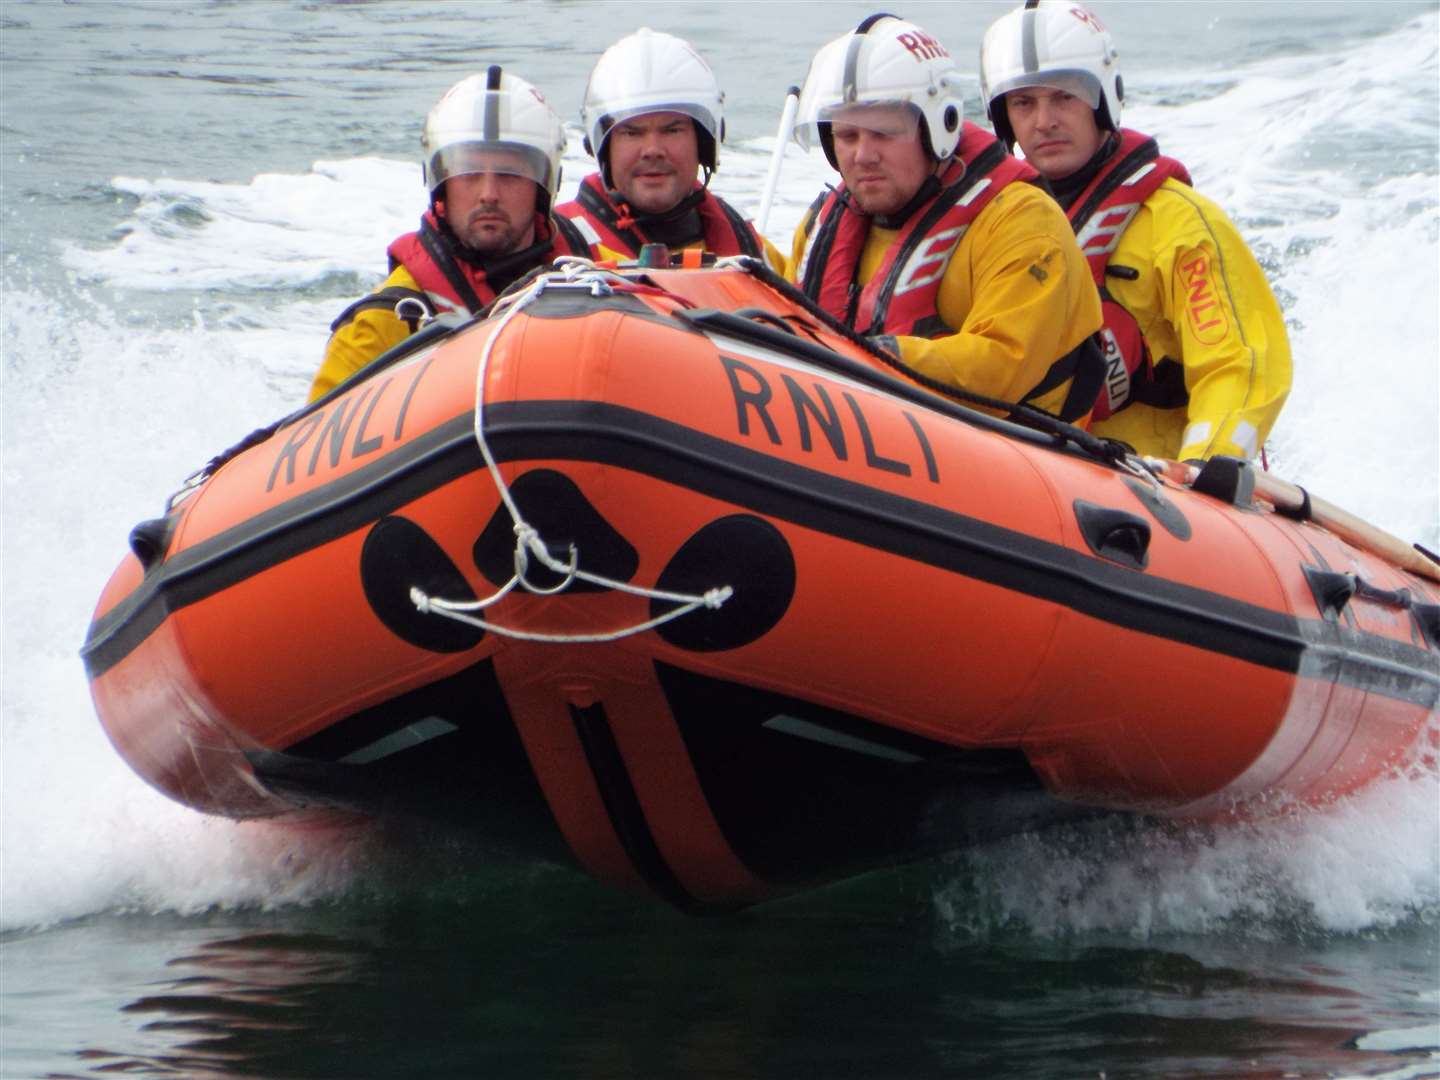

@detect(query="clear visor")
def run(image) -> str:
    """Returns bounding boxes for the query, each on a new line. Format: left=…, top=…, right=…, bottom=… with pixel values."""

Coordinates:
left=990, top=71, right=1100, bottom=110
left=821, top=101, right=921, bottom=137
left=597, top=102, right=716, bottom=145
left=426, top=142, right=551, bottom=191
left=795, top=101, right=921, bottom=150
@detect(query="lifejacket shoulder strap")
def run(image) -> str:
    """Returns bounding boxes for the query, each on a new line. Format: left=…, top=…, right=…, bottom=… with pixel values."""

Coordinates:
left=549, top=213, right=590, bottom=259
left=417, top=217, right=486, bottom=314
left=1070, top=129, right=1192, bottom=236
left=576, top=177, right=648, bottom=256
left=798, top=189, right=843, bottom=302
left=707, top=194, right=764, bottom=259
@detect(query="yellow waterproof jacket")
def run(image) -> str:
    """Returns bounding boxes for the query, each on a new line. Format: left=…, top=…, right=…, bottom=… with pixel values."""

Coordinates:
left=308, top=264, right=421, bottom=403
left=788, top=181, right=1101, bottom=420
left=1091, top=178, right=1291, bottom=461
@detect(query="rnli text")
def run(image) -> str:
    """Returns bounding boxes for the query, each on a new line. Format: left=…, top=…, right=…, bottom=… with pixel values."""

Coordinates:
left=720, top=355, right=940, bottom=483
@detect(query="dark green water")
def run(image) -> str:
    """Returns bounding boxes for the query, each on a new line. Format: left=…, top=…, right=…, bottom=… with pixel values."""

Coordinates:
left=7, top=850, right=1437, bottom=1080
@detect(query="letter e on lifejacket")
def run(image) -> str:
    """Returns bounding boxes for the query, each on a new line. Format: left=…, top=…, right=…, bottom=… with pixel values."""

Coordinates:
left=1076, top=203, right=1142, bottom=260
left=893, top=226, right=966, bottom=298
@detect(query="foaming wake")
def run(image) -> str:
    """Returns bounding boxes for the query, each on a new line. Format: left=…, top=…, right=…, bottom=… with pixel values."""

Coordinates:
left=933, top=745, right=1440, bottom=940
left=0, top=287, right=362, bottom=933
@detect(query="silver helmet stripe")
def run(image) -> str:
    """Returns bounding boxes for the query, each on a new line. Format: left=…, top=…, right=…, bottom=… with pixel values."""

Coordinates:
left=483, top=65, right=502, bottom=141
left=1022, top=0, right=1041, bottom=73
left=842, top=28, right=866, bottom=103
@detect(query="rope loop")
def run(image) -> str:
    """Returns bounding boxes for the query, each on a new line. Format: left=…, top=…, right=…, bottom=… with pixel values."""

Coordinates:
left=403, top=264, right=734, bottom=644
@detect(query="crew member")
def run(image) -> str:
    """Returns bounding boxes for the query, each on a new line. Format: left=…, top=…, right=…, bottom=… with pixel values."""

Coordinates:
left=787, top=15, right=1104, bottom=423
left=310, top=67, right=586, bottom=402
left=556, top=28, right=784, bottom=269
left=981, top=0, right=1292, bottom=461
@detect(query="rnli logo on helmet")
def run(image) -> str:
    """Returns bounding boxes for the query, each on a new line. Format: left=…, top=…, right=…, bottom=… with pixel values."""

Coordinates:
left=896, top=31, right=948, bottom=61
left=1070, top=7, right=1108, bottom=32
left=1180, top=253, right=1230, bottom=346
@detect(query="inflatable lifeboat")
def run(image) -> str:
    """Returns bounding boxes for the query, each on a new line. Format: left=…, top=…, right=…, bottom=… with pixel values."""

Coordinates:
left=83, top=258, right=1440, bottom=911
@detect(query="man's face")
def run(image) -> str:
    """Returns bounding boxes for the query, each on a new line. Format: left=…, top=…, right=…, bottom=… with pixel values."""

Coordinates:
left=830, top=105, right=934, bottom=217
left=442, top=149, right=539, bottom=255
left=606, top=111, right=700, bottom=214
left=1004, top=85, right=1105, bottom=180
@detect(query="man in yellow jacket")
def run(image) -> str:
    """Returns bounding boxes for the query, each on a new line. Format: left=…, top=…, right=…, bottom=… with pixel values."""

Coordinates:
left=981, top=0, right=1291, bottom=462
left=787, top=15, right=1104, bottom=424
left=556, top=28, right=785, bottom=272
left=309, top=68, right=586, bottom=403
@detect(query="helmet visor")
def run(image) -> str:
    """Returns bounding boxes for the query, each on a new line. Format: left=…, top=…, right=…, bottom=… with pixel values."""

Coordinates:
left=426, top=142, right=552, bottom=192
left=820, top=101, right=921, bottom=137
left=988, top=71, right=1101, bottom=110
left=595, top=102, right=717, bottom=148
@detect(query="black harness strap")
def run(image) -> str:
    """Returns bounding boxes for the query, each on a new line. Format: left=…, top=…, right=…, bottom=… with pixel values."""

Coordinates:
left=712, top=194, right=764, bottom=259
left=329, top=286, right=433, bottom=334
left=418, top=217, right=487, bottom=314
left=1068, top=136, right=1160, bottom=234
left=550, top=213, right=590, bottom=258
left=1020, top=334, right=1108, bottom=424
left=577, top=181, right=649, bottom=255
left=798, top=189, right=843, bottom=303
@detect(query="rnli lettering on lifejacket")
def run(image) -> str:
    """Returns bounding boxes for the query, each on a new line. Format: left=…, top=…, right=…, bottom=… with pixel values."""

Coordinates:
left=719, top=355, right=940, bottom=483
left=267, top=354, right=436, bottom=491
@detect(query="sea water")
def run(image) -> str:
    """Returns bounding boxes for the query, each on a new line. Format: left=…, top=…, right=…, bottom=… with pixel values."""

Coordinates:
left=2, top=2, right=1437, bottom=1077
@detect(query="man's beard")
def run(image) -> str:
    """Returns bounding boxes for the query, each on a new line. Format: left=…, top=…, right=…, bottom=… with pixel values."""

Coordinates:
left=456, top=208, right=529, bottom=255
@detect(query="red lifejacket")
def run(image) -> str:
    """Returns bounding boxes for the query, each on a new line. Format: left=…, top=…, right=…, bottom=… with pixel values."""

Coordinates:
left=797, top=123, right=1037, bottom=338
left=557, top=174, right=765, bottom=260
left=386, top=208, right=586, bottom=316
left=1067, top=128, right=1192, bottom=419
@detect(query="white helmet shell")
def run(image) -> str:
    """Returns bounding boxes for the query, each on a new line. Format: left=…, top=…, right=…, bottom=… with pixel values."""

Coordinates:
left=980, top=0, right=1122, bottom=148
left=422, top=66, right=566, bottom=211
left=793, top=14, right=965, bottom=167
left=581, top=28, right=725, bottom=182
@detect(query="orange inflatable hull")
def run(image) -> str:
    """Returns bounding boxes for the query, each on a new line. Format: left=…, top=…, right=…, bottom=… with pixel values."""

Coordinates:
left=84, top=265, right=1440, bottom=910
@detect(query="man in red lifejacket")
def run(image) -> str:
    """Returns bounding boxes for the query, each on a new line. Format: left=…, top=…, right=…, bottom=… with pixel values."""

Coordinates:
left=786, top=15, right=1103, bottom=424
left=309, top=67, right=587, bottom=402
left=554, top=28, right=785, bottom=271
left=982, top=0, right=1292, bottom=462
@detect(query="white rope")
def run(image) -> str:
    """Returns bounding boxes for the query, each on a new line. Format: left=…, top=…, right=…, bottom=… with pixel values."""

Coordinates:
left=409, top=264, right=733, bottom=642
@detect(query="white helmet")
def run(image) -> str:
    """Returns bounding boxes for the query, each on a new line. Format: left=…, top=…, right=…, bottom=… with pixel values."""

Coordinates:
left=581, top=28, right=725, bottom=185
left=980, top=0, right=1122, bottom=149
left=421, top=66, right=566, bottom=212
left=793, top=14, right=964, bottom=169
